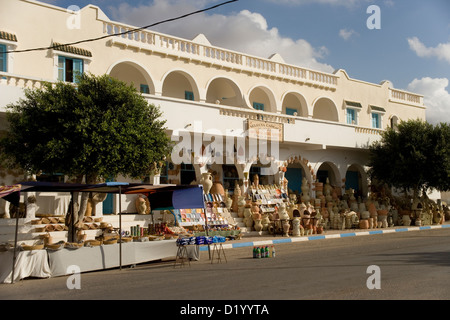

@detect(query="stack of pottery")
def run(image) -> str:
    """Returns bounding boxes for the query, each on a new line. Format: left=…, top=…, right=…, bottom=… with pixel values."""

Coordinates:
left=292, top=217, right=302, bottom=236
left=377, top=208, right=388, bottom=228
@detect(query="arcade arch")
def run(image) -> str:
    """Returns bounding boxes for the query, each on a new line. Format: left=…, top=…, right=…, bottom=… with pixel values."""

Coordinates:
left=312, top=97, right=339, bottom=122
left=205, top=77, right=244, bottom=108
left=161, top=70, right=200, bottom=102
left=108, top=60, right=155, bottom=94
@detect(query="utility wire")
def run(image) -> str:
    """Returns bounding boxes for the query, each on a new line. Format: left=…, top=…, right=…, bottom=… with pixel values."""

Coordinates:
left=1, top=0, right=239, bottom=54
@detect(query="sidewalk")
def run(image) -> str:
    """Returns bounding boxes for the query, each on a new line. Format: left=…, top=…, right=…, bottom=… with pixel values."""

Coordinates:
left=199, top=221, right=450, bottom=251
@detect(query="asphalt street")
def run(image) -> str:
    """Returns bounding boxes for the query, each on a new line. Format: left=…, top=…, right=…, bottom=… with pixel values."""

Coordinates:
left=1, top=226, right=449, bottom=303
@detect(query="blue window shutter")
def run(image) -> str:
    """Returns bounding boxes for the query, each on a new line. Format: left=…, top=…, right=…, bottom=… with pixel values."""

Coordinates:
left=185, top=91, right=194, bottom=101
left=347, top=108, right=356, bottom=124
left=285, top=107, right=297, bottom=116
left=72, top=58, right=83, bottom=83
left=253, top=102, right=264, bottom=111
left=0, top=44, right=7, bottom=72
left=57, top=56, right=66, bottom=81
left=140, top=84, right=150, bottom=94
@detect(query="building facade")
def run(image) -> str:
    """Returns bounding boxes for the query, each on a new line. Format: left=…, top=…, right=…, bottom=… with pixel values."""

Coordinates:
left=0, top=0, right=429, bottom=214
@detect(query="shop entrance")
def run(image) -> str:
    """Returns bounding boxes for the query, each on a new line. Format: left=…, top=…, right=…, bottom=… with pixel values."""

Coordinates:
left=180, top=163, right=196, bottom=185
left=285, top=166, right=303, bottom=194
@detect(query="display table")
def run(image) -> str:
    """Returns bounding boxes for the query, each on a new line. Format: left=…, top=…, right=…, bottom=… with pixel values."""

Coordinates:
left=0, top=250, right=51, bottom=283
left=48, top=240, right=178, bottom=277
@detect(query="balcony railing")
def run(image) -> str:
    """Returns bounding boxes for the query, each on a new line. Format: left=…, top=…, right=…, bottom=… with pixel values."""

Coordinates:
left=102, top=21, right=338, bottom=89
left=389, top=88, right=423, bottom=106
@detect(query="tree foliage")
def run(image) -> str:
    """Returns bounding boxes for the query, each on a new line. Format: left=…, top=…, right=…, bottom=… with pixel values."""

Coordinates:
left=0, top=73, right=172, bottom=183
left=368, top=119, right=450, bottom=196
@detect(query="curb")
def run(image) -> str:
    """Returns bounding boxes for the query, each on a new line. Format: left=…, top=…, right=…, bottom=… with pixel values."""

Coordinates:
left=198, top=224, right=450, bottom=251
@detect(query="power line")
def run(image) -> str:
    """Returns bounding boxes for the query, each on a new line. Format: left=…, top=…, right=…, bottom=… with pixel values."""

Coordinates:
left=1, top=0, right=239, bottom=55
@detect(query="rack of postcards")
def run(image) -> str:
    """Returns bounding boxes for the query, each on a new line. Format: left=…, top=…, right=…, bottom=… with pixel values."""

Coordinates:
left=248, top=185, right=287, bottom=214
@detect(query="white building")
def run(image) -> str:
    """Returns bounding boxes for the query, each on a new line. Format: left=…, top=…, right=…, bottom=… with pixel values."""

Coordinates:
left=0, top=0, right=429, bottom=215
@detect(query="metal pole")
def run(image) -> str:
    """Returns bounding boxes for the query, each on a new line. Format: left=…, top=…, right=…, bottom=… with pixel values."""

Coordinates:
left=11, top=202, right=20, bottom=284
left=119, top=186, right=122, bottom=270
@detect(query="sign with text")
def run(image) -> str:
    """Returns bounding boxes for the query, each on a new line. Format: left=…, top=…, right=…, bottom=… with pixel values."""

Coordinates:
left=246, top=119, right=283, bottom=142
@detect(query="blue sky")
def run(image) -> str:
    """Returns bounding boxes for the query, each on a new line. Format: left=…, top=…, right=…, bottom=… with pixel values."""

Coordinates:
left=40, top=0, right=450, bottom=124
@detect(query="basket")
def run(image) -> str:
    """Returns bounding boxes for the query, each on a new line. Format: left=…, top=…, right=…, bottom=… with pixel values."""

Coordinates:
left=89, top=223, right=99, bottom=230
left=41, top=218, right=50, bottom=224
left=65, top=242, right=83, bottom=249
left=83, top=216, right=93, bottom=223
left=31, top=219, right=42, bottom=225
left=94, top=217, right=103, bottom=222
left=21, top=242, right=44, bottom=251
left=100, top=222, right=112, bottom=229
left=119, top=237, right=133, bottom=243
left=58, top=217, right=65, bottom=223
left=54, top=224, right=65, bottom=231
left=81, top=224, right=90, bottom=230
left=84, top=239, right=102, bottom=247
left=45, top=224, right=55, bottom=232
left=103, top=238, right=117, bottom=245
left=34, top=226, right=46, bottom=232
left=46, top=241, right=65, bottom=251
left=49, top=217, right=59, bottom=224
left=148, top=235, right=164, bottom=241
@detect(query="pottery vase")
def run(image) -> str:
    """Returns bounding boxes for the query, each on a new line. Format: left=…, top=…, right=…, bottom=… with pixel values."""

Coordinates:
left=254, top=219, right=263, bottom=232
left=262, top=214, right=270, bottom=231
left=200, top=172, right=213, bottom=194
left=283, top=220, right=290, bottom=237
left=292, top=217, right=301, bottom=236
left=359, top=219, right=369, bottom=229
left=402, top=214, right=411, bottom=226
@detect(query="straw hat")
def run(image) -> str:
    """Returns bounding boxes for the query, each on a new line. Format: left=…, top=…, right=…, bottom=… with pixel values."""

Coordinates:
left=84, top=239, right=102, bottom=247
left=65, top=242, right=83, bottom=249
left=103, top=238, right=117, bottom=245
left=45, top=241, right=65, bottom=251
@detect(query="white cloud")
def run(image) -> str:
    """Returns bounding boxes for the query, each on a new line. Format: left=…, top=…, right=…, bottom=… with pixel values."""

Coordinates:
left=263, top=0, right=367, bottom=6
left=339, top=28, right=358, bottom=41
left=108, top=0, right=334, bottom=73
left=407, top=37, right=450, bottom=64
left=407, top=77, right=450, bottom=125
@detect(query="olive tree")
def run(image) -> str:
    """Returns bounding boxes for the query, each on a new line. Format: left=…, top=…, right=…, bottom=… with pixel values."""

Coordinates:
left=0, top=73, right=172, bottom=234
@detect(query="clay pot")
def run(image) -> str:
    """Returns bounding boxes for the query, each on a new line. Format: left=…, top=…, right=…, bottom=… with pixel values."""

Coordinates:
left=359, top=219, right=369, bottom=229
left=254, top=219, right=263, bottom=232
left=200, top=172, right=213, bottom=194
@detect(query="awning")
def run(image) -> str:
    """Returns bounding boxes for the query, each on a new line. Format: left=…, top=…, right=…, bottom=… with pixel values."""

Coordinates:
left=0, top=184, right=21, bottom=207
left=370, top=105, right=386, bottom=112
left=345, top=101, right=362, bottom=108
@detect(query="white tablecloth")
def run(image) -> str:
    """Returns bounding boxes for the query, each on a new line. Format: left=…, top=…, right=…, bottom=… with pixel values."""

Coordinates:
left=48, top=240, right=178, bottom=277
left=0, top=250, right=51, bottom=283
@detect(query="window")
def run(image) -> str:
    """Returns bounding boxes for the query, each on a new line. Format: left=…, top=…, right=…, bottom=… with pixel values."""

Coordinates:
left=285, top=108, right=298, bottom=116
left=253, top=102, right=264, bottom=111
left=371, top=112, right=381, bottom=129
left=346, top=108, right=357, bottom=125
left=58, top=56, right=83, bottom=83
left=140, top=84, right=150, bottom=94
left=0, top=44, right=6, bottom=72
left=185, top=91, right=194, bottom=101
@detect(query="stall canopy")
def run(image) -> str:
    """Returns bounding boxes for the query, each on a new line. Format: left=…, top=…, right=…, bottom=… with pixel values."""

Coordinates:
left=0, top=184, right=21, bottom=207
left=4, top=181, right=205, bottom=282
left=17, top=181, right=205, bottom=209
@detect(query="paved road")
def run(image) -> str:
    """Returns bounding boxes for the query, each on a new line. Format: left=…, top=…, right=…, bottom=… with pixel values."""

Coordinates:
left=2, top=227, right=450, bottom=304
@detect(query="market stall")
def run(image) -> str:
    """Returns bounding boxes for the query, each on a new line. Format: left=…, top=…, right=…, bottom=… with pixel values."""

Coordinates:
left=1, top=182, right=205, bottom=283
